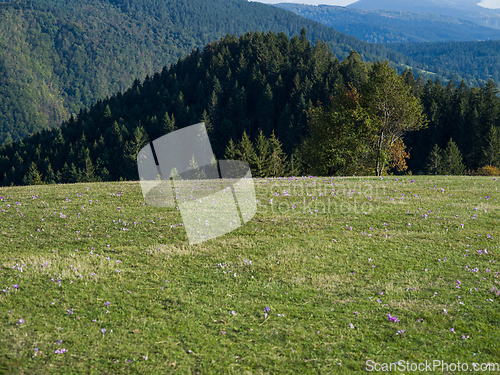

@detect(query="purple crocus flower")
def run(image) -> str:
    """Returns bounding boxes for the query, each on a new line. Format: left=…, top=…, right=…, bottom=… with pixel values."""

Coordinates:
left=387, top=314, right=399, bottom=323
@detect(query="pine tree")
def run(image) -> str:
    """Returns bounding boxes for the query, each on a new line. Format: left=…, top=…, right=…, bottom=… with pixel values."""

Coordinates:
left=257, top=83, right=274, bottom=137
left=267, top=131, right=287, bottom=177
left=61, top=162, right=71, bottom=183
left=23, top=162, right=44, bottom=186
left=287, top=148, right=303, bottom=177
left=426, top=144, right=442, bottom=175
left=45, top=162, right=56, bottom=184
left=188, top=154, right=206, bottom=180
left=200, top=110, right=213, bottom=135
left=441, top=138, right=466, bottom=175
left=235, top=131, right=257, bottom=173
left=255, top=129, right=270, bottom=177
left=224, top=138, right=237, bottom=160
left=482, top=125, right=500, bottom=167
left=79, top=150, right=98, bottom=182
left=96, top=157, right=111, bottom=181
left=162, top=112, right=176, bottom=134
left=69, top=163, right=79, bottom=183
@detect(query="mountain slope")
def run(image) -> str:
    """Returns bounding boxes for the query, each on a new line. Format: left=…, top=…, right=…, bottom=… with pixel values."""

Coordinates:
left=390, top=40, right=500, bottom=86
left=0, top=0, right=409, bottom=146
left=0, top=31, right=376, bottom=185
left=348, top=0, right=500, bottom=30
left=274, top=3, right=500, bottom=43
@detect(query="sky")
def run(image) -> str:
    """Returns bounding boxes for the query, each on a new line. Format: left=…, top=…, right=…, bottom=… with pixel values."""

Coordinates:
left=252, top=0, right=500, bottom=8
left=478, top=0, right=500, bottom=8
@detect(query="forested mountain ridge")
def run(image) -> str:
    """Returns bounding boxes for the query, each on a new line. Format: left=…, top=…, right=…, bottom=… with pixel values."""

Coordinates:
left=274, top=3, right=500, bottom=43
left=0, top=30, right=366, bottom=185
left=347, top=0, right=500, bottom=30
left=1, top=31, right=500, bottom=187
left=0, top=0, right=411, bottom=146
left=388, top=41, right=500, bottom=87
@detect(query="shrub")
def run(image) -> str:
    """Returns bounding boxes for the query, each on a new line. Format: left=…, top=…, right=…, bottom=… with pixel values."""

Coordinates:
left=472, top=165, right=500, bottom=176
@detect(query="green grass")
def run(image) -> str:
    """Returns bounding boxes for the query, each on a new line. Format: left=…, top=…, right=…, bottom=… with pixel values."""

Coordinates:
left=1, top=175, right=499, bottom=373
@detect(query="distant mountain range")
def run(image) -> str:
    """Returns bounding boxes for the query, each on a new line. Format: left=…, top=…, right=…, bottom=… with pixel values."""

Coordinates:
left=347, top=0, right=500, bottom=30
left=273, top=3, right=500, bottom=43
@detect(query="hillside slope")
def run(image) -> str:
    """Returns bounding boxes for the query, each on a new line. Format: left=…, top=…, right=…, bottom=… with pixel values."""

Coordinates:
left=274, top=3, right=500, bottom=43
left=348, top=0, right=500, bottom=29
left=0, top=0, right=407, bottom=145
left=0, top=30, right=375, bottom=186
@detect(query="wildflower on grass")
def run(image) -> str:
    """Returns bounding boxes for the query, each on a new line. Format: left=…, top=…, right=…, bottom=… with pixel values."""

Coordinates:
left=16, top=318, right=24, bottom=325
left=443, top=309, right=447, bottom=314
left=55, top=348, right=68, bottom=354
left=105, top=301, right=110, bottom=307
left=387, top=314, right=399, bottom=323
left=349, top=323, right=354, bottom=329
left=230, top=311, right=236, bottom=316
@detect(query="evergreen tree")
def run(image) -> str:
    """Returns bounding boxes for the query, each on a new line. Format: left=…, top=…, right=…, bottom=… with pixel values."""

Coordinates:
left=96, top=158, right=110, bottom=181
left=340, top=51, right=368, bottom=89
left=287, top=148, right=303, bottom=177
left=235, top=131, right=257, bottom=172
left=255, top=129, right=270, bottom=177
left=79, top=151, right=99, bottom=182
left=200, top=109, right=213, bottom=135
left=45, top=162, right=57, bottom=184
left=482, top=125, right=500, bottom=167
left=441, top=138, right=466, bottom=175
left=23, top=162, right=44, bottom=186
left=257, top=83, right=274, bottom=137
left=426, top=144, right=442, bottom=175
left=224, top=138, right=237, bottom=160
left=69, top=163, right=79, bottom=183
left=162, top=112, right=176, bottom=134
left=61, top=162, right=71, bottom=183
left=267, top=131, right=288, bottom=177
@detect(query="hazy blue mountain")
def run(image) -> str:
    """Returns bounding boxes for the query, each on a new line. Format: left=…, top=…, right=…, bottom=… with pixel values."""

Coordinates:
left=274, top=3, right=500, bottom=43
left=348, top=0, right=500, bottom=30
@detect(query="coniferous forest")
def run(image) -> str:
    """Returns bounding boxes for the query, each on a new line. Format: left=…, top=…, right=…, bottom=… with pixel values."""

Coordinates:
left=0, top=0, right=409, bottom=146
left=1, top=30, right=500, bottom=187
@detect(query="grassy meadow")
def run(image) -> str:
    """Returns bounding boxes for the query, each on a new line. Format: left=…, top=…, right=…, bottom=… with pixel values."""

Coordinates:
left=0, top=175, right=499, bottom=373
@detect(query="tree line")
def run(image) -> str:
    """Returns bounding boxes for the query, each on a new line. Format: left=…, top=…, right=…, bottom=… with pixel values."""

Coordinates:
left=1, top=30, right=500, bottom=187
